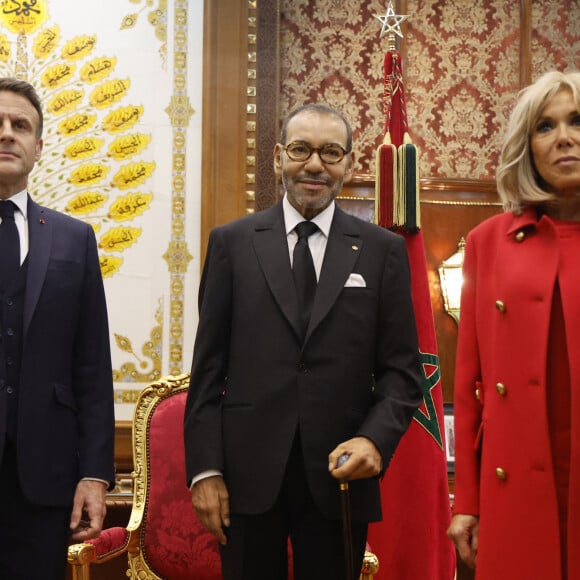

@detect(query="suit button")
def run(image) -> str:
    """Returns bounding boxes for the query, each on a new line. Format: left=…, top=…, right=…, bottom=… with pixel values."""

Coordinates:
left=6, top=328, right=14, bottom=336
left=6, top=298, right=13, bottom=306
left=495, top=300, right=506, bottom=313
left=495, top=467, right=507, bottom=480
left=6, top=386, right=14, bottom=395
left=299, top=362, right=308, bottom=373
left=515, top=231, right=525, bottom=242
left=6, top=356, right=13, bottom=366
left=496, top=383, right=507, bottom=396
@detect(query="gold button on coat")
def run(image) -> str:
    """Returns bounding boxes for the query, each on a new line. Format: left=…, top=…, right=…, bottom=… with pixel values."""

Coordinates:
left=495, top=300, right=506, bottom=312
left=475, top=388, right=481, bottom=400
left=496, top=467, right=507, bottom=480
left=515, top=231, right=525, bottom=242
left=496, top=383, right=507, bottom=396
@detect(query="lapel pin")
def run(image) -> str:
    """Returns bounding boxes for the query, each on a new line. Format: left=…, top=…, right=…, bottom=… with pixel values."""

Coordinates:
left=39, top=218, right=46, bottom=224
left=352, top=245, right=359, bottom=251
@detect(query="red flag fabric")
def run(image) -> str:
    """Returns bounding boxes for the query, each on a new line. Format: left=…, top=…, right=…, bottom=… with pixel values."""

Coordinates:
left=367, top=31, right=456, bottom=580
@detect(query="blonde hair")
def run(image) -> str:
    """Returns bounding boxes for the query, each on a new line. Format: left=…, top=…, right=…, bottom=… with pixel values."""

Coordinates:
left=496, top=70, right=580, bottom=213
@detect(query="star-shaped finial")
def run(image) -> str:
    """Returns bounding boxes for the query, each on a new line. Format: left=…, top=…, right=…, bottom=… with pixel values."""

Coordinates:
left=375, top=1, right=409, bottom=39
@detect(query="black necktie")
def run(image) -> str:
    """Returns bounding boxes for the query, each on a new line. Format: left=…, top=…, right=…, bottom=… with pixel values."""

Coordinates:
left=293, top=221, right=319, bottom=339
left=0, top=200, right=20, bottom=291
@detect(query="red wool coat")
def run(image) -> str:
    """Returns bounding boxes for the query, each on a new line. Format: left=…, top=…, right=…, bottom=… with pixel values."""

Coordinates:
left=453, top=209, right=580, bottom=579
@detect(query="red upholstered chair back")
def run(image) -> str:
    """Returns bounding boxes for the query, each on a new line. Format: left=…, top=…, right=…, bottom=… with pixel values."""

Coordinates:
left=138, top=382, right=221, bottom=579
left=68, top=375, right=378, bottom=579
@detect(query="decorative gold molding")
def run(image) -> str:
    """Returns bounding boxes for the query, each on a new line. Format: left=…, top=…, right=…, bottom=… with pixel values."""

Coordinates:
left=165, top=1, right=193, bottom=375
left=120, top=0, right=168, bottom=65
left=246, top=0, right=257, bottom=215
left=128, top=374, right=190, bottom=530
left=421, top=199, right=502, bottom=207
left=113, top=300, right=163, bottom=383
left=337, top=195, right=375, bottom=201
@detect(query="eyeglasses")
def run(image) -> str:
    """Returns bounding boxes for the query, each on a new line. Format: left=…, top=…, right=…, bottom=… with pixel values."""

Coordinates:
left=281, top=140, right=350, bottom=165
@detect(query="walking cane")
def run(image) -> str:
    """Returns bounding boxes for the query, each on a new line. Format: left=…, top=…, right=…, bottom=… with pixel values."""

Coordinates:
left=337, top=453, right=354, bottom=580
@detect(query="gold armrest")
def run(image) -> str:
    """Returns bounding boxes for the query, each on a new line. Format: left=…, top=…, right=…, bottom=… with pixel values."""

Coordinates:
left=67, top=531, right=137, bottom=580
left=68, top=543, right=97, bottom=580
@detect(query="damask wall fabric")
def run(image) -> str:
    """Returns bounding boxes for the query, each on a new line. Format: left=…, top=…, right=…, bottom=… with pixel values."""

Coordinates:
left=0, top=0, right=203, bottom=420
left=279, top=0, right=580, bottom=180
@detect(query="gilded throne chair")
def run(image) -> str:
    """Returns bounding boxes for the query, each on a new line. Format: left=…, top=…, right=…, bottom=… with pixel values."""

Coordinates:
left=67, top=373, right=379, bottom=579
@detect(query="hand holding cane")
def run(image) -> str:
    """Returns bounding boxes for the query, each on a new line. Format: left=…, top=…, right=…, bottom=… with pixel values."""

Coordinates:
left=337, top=453, right=354, bottom=580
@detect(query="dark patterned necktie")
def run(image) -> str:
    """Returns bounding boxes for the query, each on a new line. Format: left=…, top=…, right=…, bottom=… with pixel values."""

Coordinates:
left=0, top=200, right=20, bottom=291
left=293, top=221, right=319, bottom=339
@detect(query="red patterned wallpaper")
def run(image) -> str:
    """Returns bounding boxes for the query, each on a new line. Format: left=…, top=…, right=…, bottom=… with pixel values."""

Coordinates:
left=279, top=0, right=580, bottom=180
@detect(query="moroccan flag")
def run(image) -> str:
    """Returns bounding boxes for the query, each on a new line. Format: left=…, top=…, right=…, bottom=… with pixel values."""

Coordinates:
left=366, top=26, right=456, bottom=580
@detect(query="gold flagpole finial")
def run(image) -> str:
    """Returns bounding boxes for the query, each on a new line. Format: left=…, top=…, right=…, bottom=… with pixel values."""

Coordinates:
left=375, top=1, right=409, bottom=49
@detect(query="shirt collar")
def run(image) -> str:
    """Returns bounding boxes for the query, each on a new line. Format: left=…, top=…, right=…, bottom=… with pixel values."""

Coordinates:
left=4, top=190, right=28, bottom=219
left=282, top=194, right=335, bottom=237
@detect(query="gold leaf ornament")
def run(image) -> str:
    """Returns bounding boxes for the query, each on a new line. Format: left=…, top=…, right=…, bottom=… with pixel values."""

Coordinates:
left=80, top=56, right=117, bottom=83
left=99, top=255, right=122, bottom=278
left=99, top=226, right=142, bottom=252
left=90, top=79, right=130, bottom=109
left=41, top=63, right=76, bottom=89
left=109, top=193, right=153, bottom=221
left=0, top=34, right=11, bottom=62
left=102, top=105, right=144, bottom=134
left=32, top=26, right=60, bottom=59
left=65, top=192, right=108, bottom=215
left=111, top=162, right=155, bottom=189
left=0, top=0, right=48, bottom=34
left=115, top=333, right=134, bottom=353
left=108, top=134, right=151, bottom=160
left=63, top=137, right=104, bottom=160
left=47, top=89, right=84, bottom=115
left=120, top=13, right=139, bottom=31
left=57, top=113, right=97, bottom=137
left=61, top=35, right=97, bottom=61
left=68, top=163, right=110, bottom=186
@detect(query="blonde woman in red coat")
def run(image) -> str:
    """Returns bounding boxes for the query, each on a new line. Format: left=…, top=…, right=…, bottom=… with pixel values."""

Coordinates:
left=447, top=70, right=580, bottom=580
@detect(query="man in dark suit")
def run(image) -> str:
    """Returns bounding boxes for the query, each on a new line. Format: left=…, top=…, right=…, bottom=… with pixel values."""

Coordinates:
left=184, top=103, right=423, bottom=579
left=0, top=78, right=115, bottom=579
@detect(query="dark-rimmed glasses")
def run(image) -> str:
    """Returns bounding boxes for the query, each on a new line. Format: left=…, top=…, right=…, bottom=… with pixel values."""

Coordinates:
left=281, top=140, right=350, bottom=165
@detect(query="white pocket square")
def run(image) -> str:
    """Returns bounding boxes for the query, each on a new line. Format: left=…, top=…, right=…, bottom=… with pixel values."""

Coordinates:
left=344, top=273, right=366, bottom=287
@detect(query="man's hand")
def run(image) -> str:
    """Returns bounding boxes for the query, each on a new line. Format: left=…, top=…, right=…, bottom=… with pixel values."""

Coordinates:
left=447, top=513, right=479, bottom=569
left=328, top=436, right=382, bottom=481
left=191, top=475, right=230, bottom=545
left=69, top=480, right=108, bottom=541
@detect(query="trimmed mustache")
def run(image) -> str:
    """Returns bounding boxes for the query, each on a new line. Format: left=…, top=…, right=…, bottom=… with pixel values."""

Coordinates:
left=296, top=172, right=331, bottom=184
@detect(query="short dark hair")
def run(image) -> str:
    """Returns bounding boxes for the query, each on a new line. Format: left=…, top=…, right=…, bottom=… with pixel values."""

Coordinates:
left=280, top=104, right=352, bottom=151
left=0, top=77, right=43, bottom=138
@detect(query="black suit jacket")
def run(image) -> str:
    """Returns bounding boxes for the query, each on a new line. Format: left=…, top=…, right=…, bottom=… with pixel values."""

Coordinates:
left=184, top=202, right=422, bottom=522
left=0, top=196, right=115, bottom=507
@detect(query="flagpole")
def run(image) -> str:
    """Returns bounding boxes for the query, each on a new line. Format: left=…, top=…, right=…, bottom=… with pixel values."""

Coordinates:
left=368, top=3, right=456, bottom=578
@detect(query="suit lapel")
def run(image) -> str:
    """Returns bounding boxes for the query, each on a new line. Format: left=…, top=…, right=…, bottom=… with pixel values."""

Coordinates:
left=24, top=197, right=52, bottom=336
left=306, top=207, right=362, bottom=342
left=252, top=203, right=363, bottom=344
left=252, top=203, right=302, bottom=338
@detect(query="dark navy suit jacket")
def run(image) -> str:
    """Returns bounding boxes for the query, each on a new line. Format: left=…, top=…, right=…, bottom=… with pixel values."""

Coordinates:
left=0, top=195, right=114, bottom=507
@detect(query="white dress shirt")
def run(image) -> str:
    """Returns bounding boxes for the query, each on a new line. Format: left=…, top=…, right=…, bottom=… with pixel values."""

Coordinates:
left=4, top=189, right=29, bottom=265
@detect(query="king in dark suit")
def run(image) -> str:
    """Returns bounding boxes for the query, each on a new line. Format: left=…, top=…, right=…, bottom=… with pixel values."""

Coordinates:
left=0, top=78, right=115, bottom=580
left=184, top=103, right=423, bottom=579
